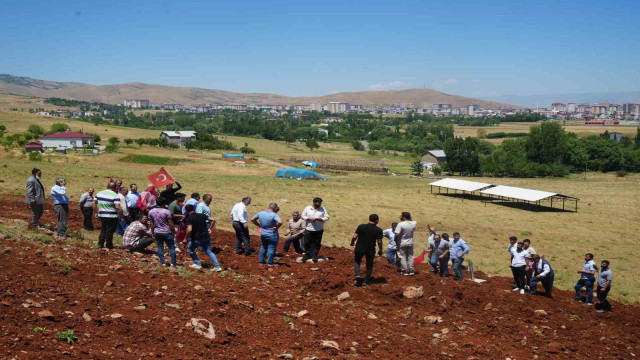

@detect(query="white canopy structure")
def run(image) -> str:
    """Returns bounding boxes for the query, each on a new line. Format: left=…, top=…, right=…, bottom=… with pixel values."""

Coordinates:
left=429, top=178, right=493, bottom=193
left=480, top=185, right=579, bottom=212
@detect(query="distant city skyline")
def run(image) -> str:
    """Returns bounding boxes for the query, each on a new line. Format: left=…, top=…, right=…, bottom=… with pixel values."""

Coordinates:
left=0, top=0, right=639, bottom=98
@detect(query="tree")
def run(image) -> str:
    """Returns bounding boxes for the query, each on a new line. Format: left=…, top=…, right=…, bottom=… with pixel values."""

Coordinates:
left=525, top=122, right=568, bottom=165
left=240, top=142, right=256, bottom=154
left=0, top=125, right=6, bottom=131
left=108, top=137, right=120, bottom=145
left=410, top=160, right=423, bottom=177
left=444, top=137, right=481, bottom=175
left=50, top=123, right=70, bottom=134
left=352, top=140, right=365, bottom=151
left=305, top=138, right=319, bottom=151
left=124, top=138, right=134, bottom=145
left=635, top=126, right=640, bottom=149
left=27, top=124, right=45, bottom=136
left=284, top=131, right=296, bottom=144
left=476, top=128, right=487, bottom=139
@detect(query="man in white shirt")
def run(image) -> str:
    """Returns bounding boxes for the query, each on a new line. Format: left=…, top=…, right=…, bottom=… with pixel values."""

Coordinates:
left=509, top=241, right=528, bottom=294
left=230, top=197, right=252, bottom=255
left=116, top=186, right=131, bottom=235
left=300, top=197, right=330, bottom=263
left=394, top=212, right=417, bottom=276
left=383, top=222, right=399, bottom=266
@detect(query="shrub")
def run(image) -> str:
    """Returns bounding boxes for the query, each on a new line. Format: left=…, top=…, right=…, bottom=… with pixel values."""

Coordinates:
left=617, top=170, right=627, bottom=177
left=432, top=166, right=442, bottom=175
left=28, top=152, right=42, bottom=162
left=352, top=141, right=365, bottom=151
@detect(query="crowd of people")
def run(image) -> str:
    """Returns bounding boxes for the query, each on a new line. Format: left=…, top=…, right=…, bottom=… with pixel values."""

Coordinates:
left=24, top=167, right=614, bottom=313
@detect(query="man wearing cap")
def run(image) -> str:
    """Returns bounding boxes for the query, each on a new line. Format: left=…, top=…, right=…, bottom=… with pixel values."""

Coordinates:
left=282, top=210, right=305, bottom=254
left=25, top=168, right=45, bottom=229
left=301, top=197, right=330, bottom=263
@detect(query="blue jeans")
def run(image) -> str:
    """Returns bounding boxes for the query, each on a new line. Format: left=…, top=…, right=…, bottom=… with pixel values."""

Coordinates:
left=386, top=248, right=400, bottom=266
left=188, top=234, right=220, bottom=268
left=430, top=253, right=449, bottom=276
left=452, top=256, right=464, bottom=280
left=575, top=278, right=594, bottom=303
left=155, top=233, right=176, bottom=266
left=259, top=233, right=279, bottom=264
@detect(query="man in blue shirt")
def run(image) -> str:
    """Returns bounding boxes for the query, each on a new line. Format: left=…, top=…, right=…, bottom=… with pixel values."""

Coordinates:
left=50, top=178, right=70, bottom=237
left=182, top=193, right=200, bottom=215
left=449, top=232, right=470, bottom=281
left=251, top=203, right=283, bottom=265
left=126, top=183, right=141, bottom=220
left=574, top=253, right=597, bottom=305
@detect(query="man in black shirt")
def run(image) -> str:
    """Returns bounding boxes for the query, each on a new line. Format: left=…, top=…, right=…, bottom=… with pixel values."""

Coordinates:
left=350, top=214, right=384, bottom=286
left=184, top=204, right=222, bottom=271
left=160, top=181, right=182, bottom=205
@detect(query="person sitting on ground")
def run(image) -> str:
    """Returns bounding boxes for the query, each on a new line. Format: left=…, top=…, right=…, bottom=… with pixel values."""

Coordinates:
left=121, top=213, right=155, bottom=252
left=449, top=232, right=470, bottom=281
left=428, top=231, right=450, bottom=277
left=184, top=204, right=222, bottom=272
left=574, top=253, right=597, bottom=305
left=251, top=203, right=283, bottom=265
left=523, top=239, right=537, bottom=289
left=78, top=187, right=95, bottom=231
left=25, top=168, right=45, bottom=229
left=282, top=210, right=305, bottom=254
left=50, top=178, right=70, bottom=238
left=529, top=255, right=554, bottom=298
left=382, top=222, right=399, bottom=266
left=596, top=260, right=613, bottom=313
left=509, top=241, right=528, bottom=294
left=394, top=212, right=417, bottom=276
left=301, top=197, right=330, bottom=263
left=160, top=181, right=182, bottom=204
left=148, top=197, right=177, bottom=267
left=230, top=196, right=252, bottom=255
left=350, top=214, right=384, bottom=287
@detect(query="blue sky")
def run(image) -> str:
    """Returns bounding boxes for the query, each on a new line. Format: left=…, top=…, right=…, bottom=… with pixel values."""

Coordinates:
left=1, top=0, right=639, bottom=97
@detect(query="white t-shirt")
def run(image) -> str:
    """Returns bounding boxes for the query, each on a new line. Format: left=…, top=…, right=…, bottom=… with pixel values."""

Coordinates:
left=394, top=220, right=417, bottom=247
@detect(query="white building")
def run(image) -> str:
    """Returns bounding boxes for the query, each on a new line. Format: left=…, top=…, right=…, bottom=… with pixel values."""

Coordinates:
left=123, top=99, right=150, bottom=108
left=160, top=131, right=197, bottom=148
left=40, top=131, right=94, bottom=150
left=328, top=102, right=351, bottom=113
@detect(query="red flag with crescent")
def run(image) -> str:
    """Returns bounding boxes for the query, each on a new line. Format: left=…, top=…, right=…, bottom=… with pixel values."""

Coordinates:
left=147, top=168, right=175, bottom=189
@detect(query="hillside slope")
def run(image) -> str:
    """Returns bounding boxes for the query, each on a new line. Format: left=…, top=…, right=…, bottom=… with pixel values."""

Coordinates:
left=0, top=74, right=515, bottom=108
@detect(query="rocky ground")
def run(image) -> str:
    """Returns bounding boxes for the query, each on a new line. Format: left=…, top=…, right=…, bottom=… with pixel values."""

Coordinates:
left=0, top=195, right=638, bottom=359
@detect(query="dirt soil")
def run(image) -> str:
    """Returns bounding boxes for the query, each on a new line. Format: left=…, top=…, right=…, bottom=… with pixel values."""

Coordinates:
left=0, top=195, right=639, bottom=359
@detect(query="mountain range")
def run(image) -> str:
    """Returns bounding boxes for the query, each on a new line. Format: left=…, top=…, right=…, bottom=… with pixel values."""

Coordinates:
left=486, top=91, right=640, bottom=107
left=0, top=74, right=513, bottom=108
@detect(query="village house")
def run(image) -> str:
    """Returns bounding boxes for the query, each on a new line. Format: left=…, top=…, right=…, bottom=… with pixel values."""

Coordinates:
left=160, top=131, right=197, bottom=148
left=421, top=150, right=446, bottom=170
left=40, top=131, right=94, bottom=150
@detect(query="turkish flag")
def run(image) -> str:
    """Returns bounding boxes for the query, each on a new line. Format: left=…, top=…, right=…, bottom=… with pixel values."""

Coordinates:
left=147, top=168, right=175, bottom=189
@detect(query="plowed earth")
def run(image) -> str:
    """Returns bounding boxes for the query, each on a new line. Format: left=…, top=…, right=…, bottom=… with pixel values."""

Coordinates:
left=0, top=195, right=638, bottom=359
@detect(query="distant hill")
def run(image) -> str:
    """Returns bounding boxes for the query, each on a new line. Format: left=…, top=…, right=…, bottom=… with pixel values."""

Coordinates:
left=487, top=91, right=640, bottom=107
left=0, top=74, right=515, bottom=108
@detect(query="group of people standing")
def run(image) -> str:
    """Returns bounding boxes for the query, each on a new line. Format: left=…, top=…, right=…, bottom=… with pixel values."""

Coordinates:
left=25, top=168, right=614, bottom=313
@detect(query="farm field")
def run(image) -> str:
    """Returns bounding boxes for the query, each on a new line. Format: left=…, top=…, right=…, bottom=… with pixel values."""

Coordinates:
left=1, top=136, right=639, bottom=304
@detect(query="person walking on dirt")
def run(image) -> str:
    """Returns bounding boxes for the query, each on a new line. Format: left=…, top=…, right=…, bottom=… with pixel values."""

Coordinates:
left=574, top=253, right=597, bottom=305
left=449, top=232, right=470, bottom=281
left=93, top=182, right=123, bottom=250
left=149, top=197, right=177, bottom=267
left=126, top=184, right=141, bottom=221
left=230, top=197, right=252, bottom=255
left=251, top=203, right=283, bottom=265
left=78, top=187, right=95, bottom=230
left=301, top=197, right=330, bottom=263
left=596, top=260, right=613, bottom=313
left=394, top=212, right=417, bottom=276
left=509, top=241, right=528, bottom=294
left=182, top=193, right=200, bottom=215
left=121, top=213, right=155, bottom=252
left=529, top=255, right=554, bottom=298
left=50, top=178, right=70, bottom=238
left=383, top=222, right=399, bottom=266
left=184, top=204, right=222, bottom=271
left=25, top=168, right=45, bottom=229
left=507, top=236, right=518, bottom=288
left=282, top=210, right=305, bottom=254
left=350, top=214, right=383, bottom=286
left=428, top=231, right=450, bottom=277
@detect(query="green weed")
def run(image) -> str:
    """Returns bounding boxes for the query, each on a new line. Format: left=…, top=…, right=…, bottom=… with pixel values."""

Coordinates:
left=55, top=330, right=78, bottom=344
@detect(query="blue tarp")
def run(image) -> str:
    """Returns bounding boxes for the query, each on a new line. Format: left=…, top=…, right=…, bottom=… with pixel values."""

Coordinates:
left=276, top=168, right=327, bottom=180
left=302, top=161, right=317, bottom=168
left=224, top=153, right=245, bottom=158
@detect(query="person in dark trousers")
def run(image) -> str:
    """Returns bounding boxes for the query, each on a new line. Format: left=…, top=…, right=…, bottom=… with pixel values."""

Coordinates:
left=428, top=231, right=450, bottom=277
left=159, top=181, right=182, bottom=204
left=25, top=168, right=45, bottom=229
left=350, top=214, right=383, bottom=286
left=282, top=210, right=305, bottom=254
left=596, top=260, right=613, bottom=313
left=301, top=197, right=330, bottom=263
left=78, top=187, right=95, bottom=230
left=50, top=178, right=70, bottom=237
left=509, top=241, right=528, bottom=294
left=529, top=255, right=554, bottom=298
left=230, top=197, right=252, bottom=255
left=574, top=253, right=597, bottom=305
left=93, top=182, right=123, bottom=250
left=507, top=236, right=518, bottom=288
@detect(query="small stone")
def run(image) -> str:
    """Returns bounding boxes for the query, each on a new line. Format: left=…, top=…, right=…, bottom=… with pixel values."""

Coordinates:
left=297, top=310, right=309, bottom=318
left=193, top=285, right=204, bottom=291
left=424, top=315, right=443, bottom=324
left=165, top=303, right=180, bottom=309
left=403, top=334, right=416, bottom=340
left=191, top=318, right=215, bottom=340
left=275, top=303, right=286, bottom=308
left=402, top=307, right=413, bottom=318
left=484, top=303, right=493, bottom=311
left=134, top=304, right=147, bottom=311
left=37, top=310, right=55, bottom=321
left=310, top=268, right=319, bottom=271
left=278, top=354, right=293, bottom=359
left=441, top=328, right=450, bottom=335
left=321, top=340, right=340, bottom=350
left=367, top=313, right=378, bottom=320
left=337, top=292, right=350, bottom=301
left=403, top=286, right=424, bottom=299
left=64, top=311, right=74, bottom=315
left=110, top=313, right=123, bottom=319
left=302, top=319, right=317, bottom=327
left=82, top=313, right=91, bottom=321
left=153, top=291, right=162, bottom=296
left=533, top=309, right=548, bottom=317
left=105, top=281, right=114, bottom=287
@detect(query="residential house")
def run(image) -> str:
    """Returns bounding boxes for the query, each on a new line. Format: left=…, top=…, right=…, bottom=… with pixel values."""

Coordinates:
left=40, top=131, right=94, bottom=150
left=160, top=131, right=197, bottom=148
left=421, top=150, right=446, bottom=170
left=25, top=141, right=43, bottom=153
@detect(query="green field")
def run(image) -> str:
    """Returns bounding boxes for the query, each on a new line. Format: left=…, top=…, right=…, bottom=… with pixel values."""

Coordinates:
left=1, top=108, right=639, bottom=303
left=119, top=154, right=190, bottom=166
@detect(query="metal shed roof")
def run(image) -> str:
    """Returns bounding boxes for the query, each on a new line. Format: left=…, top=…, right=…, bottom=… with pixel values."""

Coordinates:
left=480, top=185, right=559, bottom=202
left=428, top=150, right=446, bottom=158
left=429, top=178, right=493, bottom=192
left=161, top=131, right=197, bottom=137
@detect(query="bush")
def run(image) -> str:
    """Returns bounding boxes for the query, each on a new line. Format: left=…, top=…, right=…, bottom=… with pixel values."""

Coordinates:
left=617, top=170, right=628, bottom=177
left=50, top=123, right=70, bottom=134
left=352, top=141, right=365, bottom=151
left=28, top=151, right=42, bottom=162
left=432, top=166, right=442, bottom=175
left=27, top=124, right=45, bottom=136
